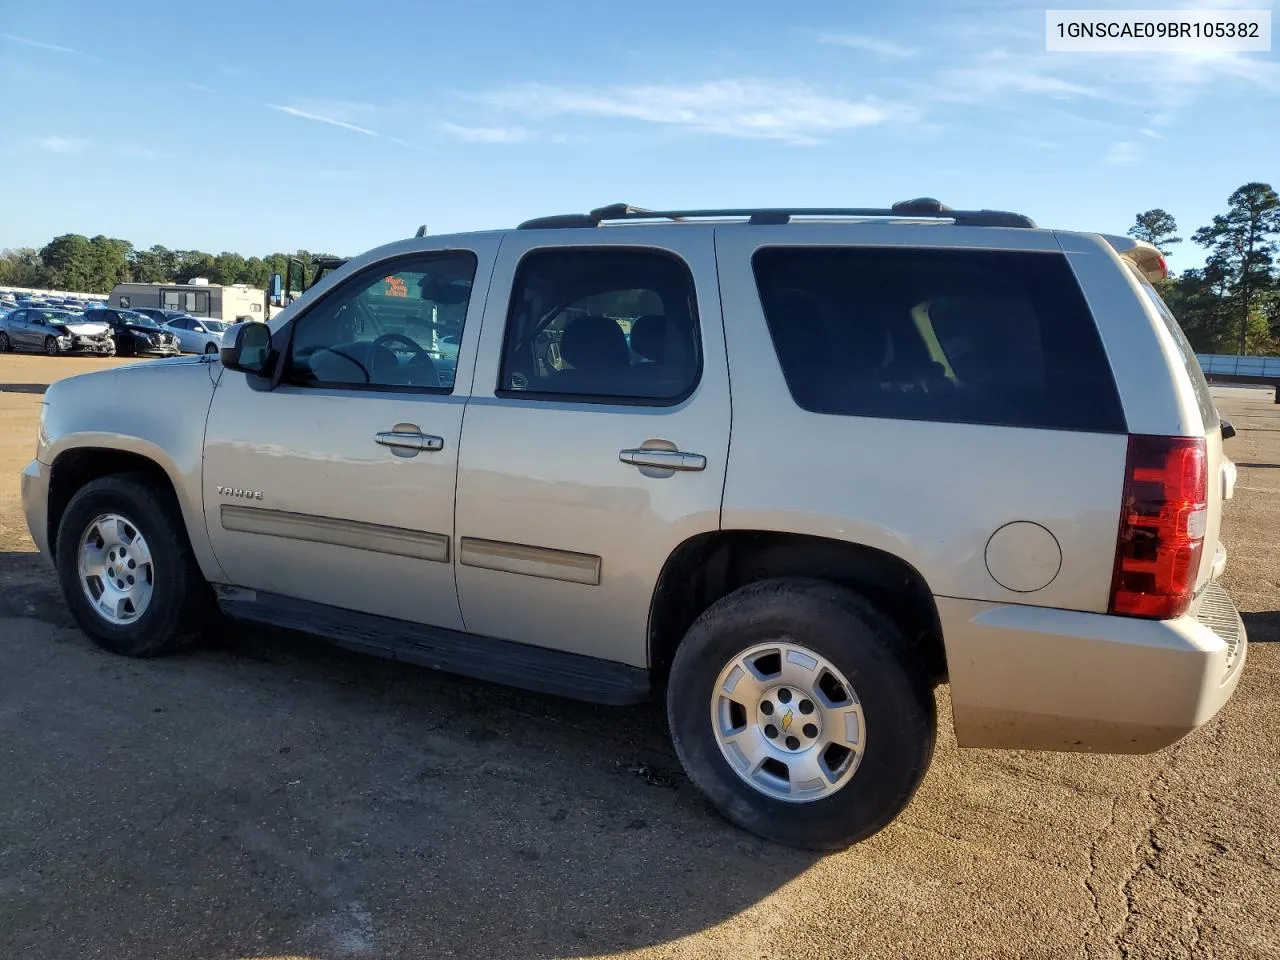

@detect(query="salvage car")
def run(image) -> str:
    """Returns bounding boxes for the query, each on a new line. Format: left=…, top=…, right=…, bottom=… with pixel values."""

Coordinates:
left=81, top=307, right=181, bottom=357
left=0, top=307, right=115, bottom=355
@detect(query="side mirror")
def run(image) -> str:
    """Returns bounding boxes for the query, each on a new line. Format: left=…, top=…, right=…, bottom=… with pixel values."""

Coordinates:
left=220, top=321, right=273, bottom=376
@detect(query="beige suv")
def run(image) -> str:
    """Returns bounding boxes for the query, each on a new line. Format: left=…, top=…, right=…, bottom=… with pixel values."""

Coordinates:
left=22, top=200, right=1247, bottom=850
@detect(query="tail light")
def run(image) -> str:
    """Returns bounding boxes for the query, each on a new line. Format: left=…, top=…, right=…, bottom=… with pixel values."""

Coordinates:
left=1109, top=435, right=1207, bottom=620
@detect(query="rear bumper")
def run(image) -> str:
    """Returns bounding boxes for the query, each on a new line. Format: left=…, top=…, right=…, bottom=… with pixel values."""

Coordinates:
left=941, top=586, right=1246, bottom=754
left=21, top=458, right=53, bottom=567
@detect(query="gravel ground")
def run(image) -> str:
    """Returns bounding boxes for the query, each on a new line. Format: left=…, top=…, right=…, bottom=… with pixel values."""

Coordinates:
left=1, top=355, right=1277, bottom=960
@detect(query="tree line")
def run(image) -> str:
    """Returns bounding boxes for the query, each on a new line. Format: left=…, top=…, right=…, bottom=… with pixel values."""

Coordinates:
left=4, top=180, right=1279, bottom=355
left=1127, top=181, right=1279, bottom=355
left=0, top=236, right=340, bottom=297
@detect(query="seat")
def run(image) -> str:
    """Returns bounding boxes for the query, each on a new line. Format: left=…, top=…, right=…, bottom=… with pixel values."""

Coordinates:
left=551, top=315, right=632, bottom=394
left=630, top=314, right=669, bottom=363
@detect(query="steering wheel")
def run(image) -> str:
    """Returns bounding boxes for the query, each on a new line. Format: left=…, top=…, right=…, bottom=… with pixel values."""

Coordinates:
left=372, top=333, right=428, bottom=360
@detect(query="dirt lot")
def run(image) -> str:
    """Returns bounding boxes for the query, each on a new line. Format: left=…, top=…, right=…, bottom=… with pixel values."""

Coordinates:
left=1, top=353, right=1277, bottom=960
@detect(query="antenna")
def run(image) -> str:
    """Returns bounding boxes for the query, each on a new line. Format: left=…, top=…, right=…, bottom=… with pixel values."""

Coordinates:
left=415, top=224, right=428, bottom=238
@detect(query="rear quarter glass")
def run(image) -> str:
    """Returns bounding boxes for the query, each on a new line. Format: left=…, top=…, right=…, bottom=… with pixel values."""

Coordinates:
left=1126, top=264, right=1219, bottom=432
left=751, top=246, right=1127, bottom=433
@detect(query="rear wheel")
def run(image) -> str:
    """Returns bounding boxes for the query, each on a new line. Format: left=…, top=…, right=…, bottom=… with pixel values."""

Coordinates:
left=667, top=577, right=936, bottom=850
left=204, top=342, right=219, bottom=355
left=0, top=331, right=10, bottom=352
left=55, top=473, right=214, bottom=657
left=44, top=335, right=61, bottom=356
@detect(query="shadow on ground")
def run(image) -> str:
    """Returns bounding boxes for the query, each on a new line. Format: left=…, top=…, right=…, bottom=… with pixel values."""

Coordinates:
left=1241, top=609, right=1280, bottom=643
left=0, top=382, right=48, bottom=395
left=0, top=550, right=817, bottom=959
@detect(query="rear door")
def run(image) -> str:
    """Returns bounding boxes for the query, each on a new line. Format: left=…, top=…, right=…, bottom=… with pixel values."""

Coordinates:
left=453, top=229, right=730, bottom=666
left=7, top=310, right=31, bottom=348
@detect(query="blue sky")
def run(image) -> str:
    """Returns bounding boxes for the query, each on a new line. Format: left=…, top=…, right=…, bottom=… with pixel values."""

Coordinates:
left=1, top=0, right=1276, bottom=265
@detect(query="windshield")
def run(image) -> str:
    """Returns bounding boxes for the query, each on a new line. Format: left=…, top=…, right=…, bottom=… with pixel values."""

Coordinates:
left=119, top=310, right=160, bottom=327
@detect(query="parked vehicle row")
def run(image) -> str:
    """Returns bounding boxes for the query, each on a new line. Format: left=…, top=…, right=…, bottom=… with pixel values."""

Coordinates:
left=0, top=304, right=223, bottom=357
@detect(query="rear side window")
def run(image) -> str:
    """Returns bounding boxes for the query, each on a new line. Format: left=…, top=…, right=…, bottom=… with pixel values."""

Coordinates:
left=753, top=247, right=1126, bottom=433
left=498, top=248, right=701, bottom=404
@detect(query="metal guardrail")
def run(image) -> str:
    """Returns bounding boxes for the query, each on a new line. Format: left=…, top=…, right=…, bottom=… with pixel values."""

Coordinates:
left=1196, top=354, right=1280, bottom=378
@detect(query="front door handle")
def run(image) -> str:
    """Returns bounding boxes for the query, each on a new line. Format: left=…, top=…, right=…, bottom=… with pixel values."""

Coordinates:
left=619, top=448, right=706, bottom=472
left=375, top=430, right=444, bottom=452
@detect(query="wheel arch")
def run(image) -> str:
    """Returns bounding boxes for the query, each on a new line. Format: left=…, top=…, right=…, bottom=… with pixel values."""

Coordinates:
left=648, top=530, right=946, bottom=686
left=45, top=442, right=224, bottom=582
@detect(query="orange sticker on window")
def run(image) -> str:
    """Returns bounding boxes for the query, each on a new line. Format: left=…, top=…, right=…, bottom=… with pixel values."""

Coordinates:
left=384, top=276, right=408, bottom=297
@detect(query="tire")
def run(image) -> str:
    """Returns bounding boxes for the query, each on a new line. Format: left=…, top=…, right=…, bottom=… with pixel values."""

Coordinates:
left=0, top=331, right=10, bottom=352
left=667, top=577, right=935, bottom=850
left=44, top=335, right=61, bottom=356
left=204, top=342, right=219, bottom=355
left=55, top=473, right=214, bottom=657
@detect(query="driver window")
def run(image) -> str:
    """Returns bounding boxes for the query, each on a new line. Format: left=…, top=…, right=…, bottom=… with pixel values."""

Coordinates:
left=284, top=251, right=477, bottom=392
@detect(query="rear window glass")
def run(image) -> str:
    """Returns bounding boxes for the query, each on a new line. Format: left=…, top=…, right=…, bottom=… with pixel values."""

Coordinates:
left=1126, top=263, right=1219, bottom=430
left=752, top=247, right=1127, bottom=433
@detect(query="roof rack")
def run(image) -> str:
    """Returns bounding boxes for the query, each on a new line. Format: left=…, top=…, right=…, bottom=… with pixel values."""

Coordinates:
left=517, top=198, right=1036, bottom=230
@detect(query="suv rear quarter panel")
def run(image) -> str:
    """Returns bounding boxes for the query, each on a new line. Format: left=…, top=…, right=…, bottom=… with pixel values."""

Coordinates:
left=714, top=223, right=1130, bottom=614
left=1059, top=231, right=1226, bottom=598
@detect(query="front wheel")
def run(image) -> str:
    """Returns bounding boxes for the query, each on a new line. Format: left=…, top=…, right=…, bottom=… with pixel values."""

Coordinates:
left=44, top=335, right=61, bottom=356
left=55, top=473, right=214, bottom=657
left=0, top=331, right=11, bottom=352
left=667, top=578, right=936, bottom=850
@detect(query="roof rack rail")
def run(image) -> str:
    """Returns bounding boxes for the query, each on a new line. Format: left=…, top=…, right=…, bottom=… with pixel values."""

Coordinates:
left=517, top=198, right=1036, bottom=230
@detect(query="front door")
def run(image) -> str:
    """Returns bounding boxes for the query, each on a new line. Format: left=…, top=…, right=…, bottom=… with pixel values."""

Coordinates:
left=23, top=311, right=51, bottom=350
left=201, top=243, right=495, bottom=628
left=454, top=231, right=731, bottom=666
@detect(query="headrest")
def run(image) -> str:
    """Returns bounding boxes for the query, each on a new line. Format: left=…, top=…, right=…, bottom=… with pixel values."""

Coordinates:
left=560, top=315, right=630, bottom=370
left=629, top=314, right=669, bottom=362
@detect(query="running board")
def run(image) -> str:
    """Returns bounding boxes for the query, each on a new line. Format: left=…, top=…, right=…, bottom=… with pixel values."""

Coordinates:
left=214, top=587, right=653, bottom=706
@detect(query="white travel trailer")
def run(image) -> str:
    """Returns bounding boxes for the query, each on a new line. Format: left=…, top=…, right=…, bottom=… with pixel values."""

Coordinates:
left=108, top=280, right=269, bottom=322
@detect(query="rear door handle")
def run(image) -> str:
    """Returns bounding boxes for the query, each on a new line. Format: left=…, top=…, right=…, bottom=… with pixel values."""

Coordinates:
left=619, top=448, right=706, bottom=472
left=375, top=431, right=444, bottom=452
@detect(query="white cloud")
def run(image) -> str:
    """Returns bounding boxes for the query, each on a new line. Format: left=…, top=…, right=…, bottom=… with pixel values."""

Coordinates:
left=441, top=122, right=532, bottom=143
left=899, top=0, right=1279, bottom=131
left=477, top=79, right=911, bottom=144
left=1106, top=141, right=1141, bottom=166
left=266, top=103, right=379, bottom=137
left=386, top=135, right=430, bottom=151
left=933, top=49, right=1118, bottom=104
left=0, top=32, right=83, bottom=56
left=35, top=135, right=87, bottom=154
left=818, top=33, right=919, bottom=59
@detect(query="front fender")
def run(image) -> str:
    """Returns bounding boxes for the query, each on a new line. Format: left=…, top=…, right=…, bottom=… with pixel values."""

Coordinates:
left=40, top=358, right=226, bottom=582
